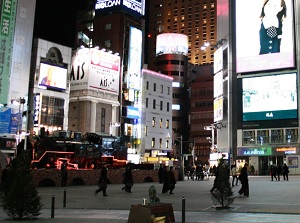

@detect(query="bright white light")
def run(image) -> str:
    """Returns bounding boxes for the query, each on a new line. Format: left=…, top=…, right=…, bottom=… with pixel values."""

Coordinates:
left=172, top=104, right=180, bottom=110
left=172, top=82, right=180, bottom=87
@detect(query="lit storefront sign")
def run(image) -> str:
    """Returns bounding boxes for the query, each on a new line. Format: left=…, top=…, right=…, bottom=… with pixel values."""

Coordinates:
left=276, top=147, right=296, bottom=154
left=238, top=147, right=298, bottom=156
left=70, top=48, right=120, bottom=95
left=125, top=106, right=140, bottom=119
left=156, top=33, right=188, bottom=55
left=33, top=93, right=41, bottom=127
left=214, top=97, right=223, bottom=122
left=95, top=0, right=145, bottom=18
left=0, top=0, right=17, bottom=104
left=235, top=0, right=295, bottom=73
left=127, top=26, right=142, bottom=90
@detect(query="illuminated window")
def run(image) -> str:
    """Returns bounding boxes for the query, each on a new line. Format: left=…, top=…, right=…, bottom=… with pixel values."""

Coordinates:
left=160, top=119, right=163, bottom=128
left=152, top=117, right=155, bottom=127
left=172, top=104, right=180, bottom=110
left=166, top=119, right=169, bottom=129
left=166, top=139, right=169, bottom=149
left=152, top=138, right=155, bottom=148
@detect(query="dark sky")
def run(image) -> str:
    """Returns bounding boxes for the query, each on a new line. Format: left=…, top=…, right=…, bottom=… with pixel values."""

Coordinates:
left=33, top=0, right=88, bottom=48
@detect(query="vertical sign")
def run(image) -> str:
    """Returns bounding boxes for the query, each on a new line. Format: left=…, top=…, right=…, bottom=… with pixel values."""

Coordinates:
left=127, top=26, right=142, bottom=90
left=0, top=0, right=17, bottom=104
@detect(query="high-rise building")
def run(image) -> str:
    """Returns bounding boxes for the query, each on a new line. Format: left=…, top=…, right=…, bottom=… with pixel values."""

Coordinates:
left=146, top=0, right=217, bottom=69
left=146, top=0, right=217, bottom=165
left=72, top=1, right=145, bottom=158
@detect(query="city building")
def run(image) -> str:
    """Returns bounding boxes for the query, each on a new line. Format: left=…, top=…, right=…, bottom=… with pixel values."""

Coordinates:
left=74, top=1, right=145, bottom=156
left=28, top=38, right=72, bottom=135
left=146, top=0, right=217, bottom=69
left=140, top=68, right=173, bottom=164
left=0, top=0, right=36, bottom=134
left=216, top=0, right=300, bottom=174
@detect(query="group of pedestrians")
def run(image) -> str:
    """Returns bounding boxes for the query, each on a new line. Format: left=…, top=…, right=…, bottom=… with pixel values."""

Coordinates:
left=270, top=163, right=289, bottom=181
left=158, top=164, right=177, bottom=194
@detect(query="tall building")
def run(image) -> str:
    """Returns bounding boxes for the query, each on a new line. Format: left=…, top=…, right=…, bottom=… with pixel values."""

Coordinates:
left=72, top=1, right=145, bottom=156
left=146, top=0, right=217, bottom=69
left=146, top=0, right=217, bottom=165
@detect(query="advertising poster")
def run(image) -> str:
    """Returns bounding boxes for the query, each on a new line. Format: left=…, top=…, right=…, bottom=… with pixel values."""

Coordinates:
left=236, top=0, right=295, bottom=73
left=287, top=156, right=298, bottom=168
left=0, top=107, right=11, bottom=134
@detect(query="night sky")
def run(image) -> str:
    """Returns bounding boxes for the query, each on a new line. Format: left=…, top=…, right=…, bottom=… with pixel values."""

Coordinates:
left=33, top=0, right=88, bottom=48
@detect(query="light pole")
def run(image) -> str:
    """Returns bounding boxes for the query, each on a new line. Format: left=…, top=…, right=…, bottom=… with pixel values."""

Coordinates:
left=175, top=135, right=184, bottom=181
left=11, top=98, right=26, bottom=157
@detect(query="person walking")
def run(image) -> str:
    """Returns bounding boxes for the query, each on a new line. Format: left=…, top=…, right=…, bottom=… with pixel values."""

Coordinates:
left=162, top=166, right=169, bottom=193
left=270, top=165, right=277, bottom=181
left=238, top=163, right=249, bottom=197
left=277, top=164, right=282, bottom=181
left=168, top=166, right=176, bottom=194
left=158, top=164, right=164, bottom=184
left=230, top=164, right=238, bottom=187
left=122, top=164, right=133, bottom=193
left=95, top=163, right=109, bottom=197
left=283, top=163, right=289, bottom=181
left=61, top=160, right=68, bottom=187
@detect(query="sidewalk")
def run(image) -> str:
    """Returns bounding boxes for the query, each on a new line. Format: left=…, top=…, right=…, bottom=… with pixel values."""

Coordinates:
left=1, top=176, right=300, bottom=222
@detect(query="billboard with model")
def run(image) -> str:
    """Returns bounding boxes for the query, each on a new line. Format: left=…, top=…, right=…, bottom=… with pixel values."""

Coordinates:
left=236, top=0, right=295, bottom=73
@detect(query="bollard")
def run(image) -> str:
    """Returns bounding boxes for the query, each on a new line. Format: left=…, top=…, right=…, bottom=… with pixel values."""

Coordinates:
left=51, top=195, right=55, bottom=218
left=182, top=196, right=185, bottom=223
left=63, top=189, right=66, bottom=208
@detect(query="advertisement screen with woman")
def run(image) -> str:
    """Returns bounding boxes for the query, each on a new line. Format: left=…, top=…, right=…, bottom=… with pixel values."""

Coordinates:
left=236, top=0, right=295, bottom=73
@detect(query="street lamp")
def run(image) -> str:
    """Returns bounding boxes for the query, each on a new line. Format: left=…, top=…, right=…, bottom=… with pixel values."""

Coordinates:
left=11, top=98, right=26, bottom=157
left=175, top=135, right=184, bottom=181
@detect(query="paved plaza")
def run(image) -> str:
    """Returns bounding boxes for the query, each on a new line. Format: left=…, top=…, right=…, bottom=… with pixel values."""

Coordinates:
left=1, top=175, right=300, bottom=222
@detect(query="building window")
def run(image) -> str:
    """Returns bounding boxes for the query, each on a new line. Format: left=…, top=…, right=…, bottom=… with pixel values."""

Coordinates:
left=145, top=126, right=148, bottom=136
left=160, top=101, right=163, bottom=110
left=160, top=119, right=163, bottom=128
left=166, top=139, right=169, bottom=149
left=153, top=99, right=156, bottom=109
left=159, top=138, right=162, bottom=148
left=152, top=138, right=155, bottom=148
left=146, top=81, right=149, bottom=90
left=167, top=87, right=170, bottom=95
left=160, top=84, right=163, bottom=93
left=166, top=119, right=169, bottom=129
left=167, top=102, right=170, bottom=112
left=101, top=108, right=106, bottom=132
left=152, top=117, right=155, bottom=127
left=154, top=83, right=156, bottom=91
left=105, top=23, right=112, bottom=30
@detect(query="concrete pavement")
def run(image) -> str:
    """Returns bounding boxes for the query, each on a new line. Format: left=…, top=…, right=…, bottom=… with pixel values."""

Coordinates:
left=1, top=175, right=300, bottom=222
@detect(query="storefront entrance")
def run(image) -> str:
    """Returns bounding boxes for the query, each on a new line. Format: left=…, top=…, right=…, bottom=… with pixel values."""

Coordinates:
left=259, top=156, right=284, bottom=175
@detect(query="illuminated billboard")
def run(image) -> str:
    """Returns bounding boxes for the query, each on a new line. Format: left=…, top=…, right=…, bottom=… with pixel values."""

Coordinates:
left=214, top=97, right=223, bottom=122
left=127, top=26, right=142, bottom=90
left=95, top=0, right=145, bottom=18
left=156, top=33, right=188, bottom=55
left=236, top=0, right=295, bottom=73
left=242, top=73, right=297, bottom=121
left=38, top=63, right=68, bottom=91
left=70, top=48, right=121, bottom=95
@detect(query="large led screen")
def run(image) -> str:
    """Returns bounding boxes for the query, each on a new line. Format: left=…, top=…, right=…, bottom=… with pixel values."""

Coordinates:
left=236, top=0, right=295, bottom=73
left=242, top=73, right=297, bottom=121
left=38, top=63, right=67, bottom=91
left=156, top=33, right=188, bottom=55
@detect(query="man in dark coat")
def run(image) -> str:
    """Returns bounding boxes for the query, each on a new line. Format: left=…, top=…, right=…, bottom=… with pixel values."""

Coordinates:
left=168, top=166, right=176, bottom=194
left=95, top=163, right=108, bottom=196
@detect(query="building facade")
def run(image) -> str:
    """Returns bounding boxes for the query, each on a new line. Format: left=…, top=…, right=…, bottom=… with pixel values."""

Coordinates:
left=140, top=69, right=173, bottom=164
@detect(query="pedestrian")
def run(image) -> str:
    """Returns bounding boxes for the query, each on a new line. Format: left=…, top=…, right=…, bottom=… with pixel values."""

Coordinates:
left=162, top=166, right=169, bottom=193
left=277, top=164, right=282, bottom=181
left=95, top=163, right=109, bottom=197
left=283, top=163, right=289, bottom=181
left=158, top=164, right=164, bottom=184
left=168, top=166, right=176, bottom=195
left=61, top=160, right=68, bottom=187
left=122, top=164, right=133, bottom=193
left=250, top=165, right=255, bottom=175
left=238, top=163, right=249, bottom=197
left=230, top=164, right=238, bottom=187
left=270, top=165, right=277, bottom=181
